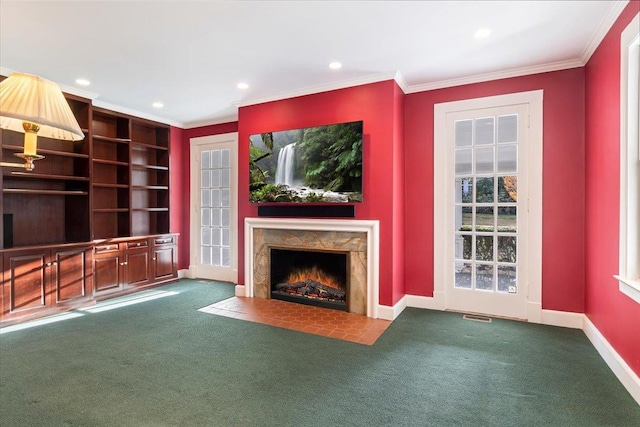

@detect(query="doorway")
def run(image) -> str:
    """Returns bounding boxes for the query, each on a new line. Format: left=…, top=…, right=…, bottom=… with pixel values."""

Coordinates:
left=434, top=91, right=542, bottom=320
left=189, top=133, right=238, bottom=283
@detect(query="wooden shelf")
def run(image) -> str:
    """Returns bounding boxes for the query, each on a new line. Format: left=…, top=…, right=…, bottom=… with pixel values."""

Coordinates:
left=132, top=208, right=169, bottom=212
left=132, top=163, right=168, bottom=171
left=93, top=158, right=129, bottom=166
left=3, top=189, right=88, bottom=196
left=92, top=135, right=131, bottom=144
left=2, top=100, right=171, bottom=250
left=131, top=141, right=168, bottom=151
left=93, top=208, right=130, bottom=213
left=132, top=185, right=168, bottom=190
left=2, top=144, right=89, bottom=159
left=93, top=183, right=129, bottom=189
left=6, top=172, right=90, bottom=182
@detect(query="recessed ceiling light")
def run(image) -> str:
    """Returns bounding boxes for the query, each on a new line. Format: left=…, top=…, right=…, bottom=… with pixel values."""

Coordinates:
left=152, top=102, right=164, bottom=109
left=237, top=82, right=249, bottom=90
left=474, top=28, right=492, bottom=39
left=329, top=62, right=342, bottom=70
left=75, top=78, right=90, bottom=86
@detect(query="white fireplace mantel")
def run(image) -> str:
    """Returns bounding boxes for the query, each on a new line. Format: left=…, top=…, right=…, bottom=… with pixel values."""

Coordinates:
left=241, top=217, right=380, bottom=318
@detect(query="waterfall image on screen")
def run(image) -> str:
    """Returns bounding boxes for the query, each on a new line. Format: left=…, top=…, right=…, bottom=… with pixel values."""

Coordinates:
left=249, top=121, right=363, bottom=203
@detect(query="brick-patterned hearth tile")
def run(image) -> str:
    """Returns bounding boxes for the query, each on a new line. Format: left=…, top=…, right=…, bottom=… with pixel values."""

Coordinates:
left=201, top=297, right=391, bottom=345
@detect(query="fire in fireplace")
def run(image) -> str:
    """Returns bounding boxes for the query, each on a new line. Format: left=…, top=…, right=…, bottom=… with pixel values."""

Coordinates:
left=270, top=248, right=348, bottom=311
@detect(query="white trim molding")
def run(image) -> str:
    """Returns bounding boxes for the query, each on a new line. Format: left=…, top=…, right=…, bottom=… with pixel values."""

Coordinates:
left=238, top=70, right=402, bottom=108
left=617, top=11, right=640, bottom=304
left=244, top=218, right=380, bottom=318
left=616, top=276, right=640, bottom=304
left=433, top=90, right=544, bottom=322
left=581, top=1, right=631, bottom=64
left=189, top=133, right=239, bottom=284
left=540, top=309, right=584, bottom=329
left=583, top=316, right=640, bottom=406
left=408, top=60, right=582, bottom=93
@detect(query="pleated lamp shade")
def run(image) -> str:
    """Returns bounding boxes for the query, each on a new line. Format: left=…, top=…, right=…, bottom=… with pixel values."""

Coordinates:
left=0, top=72, right=84, bottom=141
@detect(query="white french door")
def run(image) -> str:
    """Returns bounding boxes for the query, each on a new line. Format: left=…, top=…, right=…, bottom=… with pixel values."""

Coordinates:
left=434, top=91, right=543, bottom=321
left=190, top=133, right=238, bottom=283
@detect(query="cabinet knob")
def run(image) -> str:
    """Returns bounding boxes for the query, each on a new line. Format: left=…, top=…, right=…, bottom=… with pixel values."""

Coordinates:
left=119, top=262, right=125, bottom=266
left=46, top=262, right=52, bottom=267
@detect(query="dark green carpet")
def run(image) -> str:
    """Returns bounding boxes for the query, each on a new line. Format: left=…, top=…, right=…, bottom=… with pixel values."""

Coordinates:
left=1, top=279, right=638, bottom=426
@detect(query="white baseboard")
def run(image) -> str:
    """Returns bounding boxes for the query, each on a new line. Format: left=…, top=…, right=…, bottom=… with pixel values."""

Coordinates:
left=185, top=265, right=197, bottom=279
left=527, top=301, right=542, bottom=323
left=406, top=292, right=446, bottom=310
left=583, top=316, right=640, bottom=406
left=377, top=295, right=407, bottom=320
left=376, top=292, right=446, bottom=320
left=540, top=309, right=584, bottom=329
left=177, top=269, right=191, bottom=279
left=235, top=285, right=246, bottom=297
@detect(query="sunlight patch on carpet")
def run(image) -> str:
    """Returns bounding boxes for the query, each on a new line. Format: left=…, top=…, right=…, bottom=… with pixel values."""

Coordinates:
left=80, top=290, right=179, bottom=313
left=0, top=312, right=85, bottom=334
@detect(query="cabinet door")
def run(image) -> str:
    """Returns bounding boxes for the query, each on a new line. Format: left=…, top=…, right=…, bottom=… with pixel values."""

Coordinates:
left=94, top=244, right=123, bottom=295
left=54, top=246, right=93, bottom=305
left=152, top=245, right=176, bottom=282
left=124, top=239, right=150, bottom=287
left=2, top=250, right=49, bottom=319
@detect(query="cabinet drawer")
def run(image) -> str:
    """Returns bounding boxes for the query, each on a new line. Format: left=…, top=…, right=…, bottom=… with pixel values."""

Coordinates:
left=95, top=244, right=120, bottom=254
left=126, top=239, right=149, bottom=249
left=154, top=236, right=174, bottom=246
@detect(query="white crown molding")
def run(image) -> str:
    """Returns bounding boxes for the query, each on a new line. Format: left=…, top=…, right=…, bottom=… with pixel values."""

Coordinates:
left=238, top=70, right=401, bottom=108
left=406, top=59, right=584, bottom=93
left=91, top=99, right=182, bottom=128
left=392, top=70, right=409, bottom=93
left=184, top=114, right=240, bottom=130
left=580, top=0, right=630, bottom=64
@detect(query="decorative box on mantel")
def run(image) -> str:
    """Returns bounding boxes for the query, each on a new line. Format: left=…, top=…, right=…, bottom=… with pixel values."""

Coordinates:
left=242, top=218, right=380, bottom=318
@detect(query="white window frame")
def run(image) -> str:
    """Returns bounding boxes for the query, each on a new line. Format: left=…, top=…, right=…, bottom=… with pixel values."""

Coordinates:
left=616, top=12, right=640, bottom=304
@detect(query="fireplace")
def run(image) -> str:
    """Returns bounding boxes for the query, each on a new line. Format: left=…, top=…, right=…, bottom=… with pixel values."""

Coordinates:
left=270, top=248, right=348, bottom=311
left=243, top=218, right=380, bottom=318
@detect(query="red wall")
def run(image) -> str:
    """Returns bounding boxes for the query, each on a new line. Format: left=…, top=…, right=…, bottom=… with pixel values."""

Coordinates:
left=584, top=2, right=640, bottom=376
left=404, top=68, right=586, bottom=313
left=392, top=83, right=406, bottom=304
left=170, top=126, right=188, bottom=270
left=237, top=81, right=405, bottom=306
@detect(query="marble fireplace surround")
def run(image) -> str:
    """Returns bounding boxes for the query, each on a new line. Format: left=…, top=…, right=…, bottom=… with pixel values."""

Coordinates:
left=242, top=218, right=380, bottom=318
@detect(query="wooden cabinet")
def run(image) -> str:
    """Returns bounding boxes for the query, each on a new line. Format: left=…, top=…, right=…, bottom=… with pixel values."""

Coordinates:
left=93, top=242, right=124, bottom=295
left=1, top=244, right=93, bottom=322
left=152, top=235, right=178, bottom=282
left=92, top=235, right=176, bottom=299
left=0, top=74, right=178, bottom=325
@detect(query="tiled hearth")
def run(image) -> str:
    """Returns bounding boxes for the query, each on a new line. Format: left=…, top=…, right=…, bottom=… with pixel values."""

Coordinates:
left=241, top=218, right=380, bottom=318
left=199, top=296, right=391, bottom=345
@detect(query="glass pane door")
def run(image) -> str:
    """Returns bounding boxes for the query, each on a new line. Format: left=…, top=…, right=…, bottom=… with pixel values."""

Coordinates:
left=200, top=148, right=231, bottom=268
left=453, top=114, right=519, bottom=294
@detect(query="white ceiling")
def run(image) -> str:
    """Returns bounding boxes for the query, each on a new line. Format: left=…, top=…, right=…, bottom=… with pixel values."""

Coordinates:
left=0, top=0, right=626, bottom=128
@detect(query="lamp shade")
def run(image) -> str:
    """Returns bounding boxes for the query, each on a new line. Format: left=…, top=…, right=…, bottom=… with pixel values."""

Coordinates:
left=0, top=72, right=84, bottom=141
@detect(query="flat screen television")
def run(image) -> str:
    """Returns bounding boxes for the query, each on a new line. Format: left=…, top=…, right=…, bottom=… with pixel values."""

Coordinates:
left=249, top=120, right=363, bottom=203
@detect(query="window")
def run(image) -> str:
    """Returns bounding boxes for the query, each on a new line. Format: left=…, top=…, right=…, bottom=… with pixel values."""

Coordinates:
left=616, top=12, right=640, bottom=304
